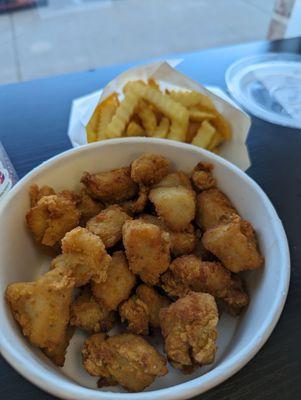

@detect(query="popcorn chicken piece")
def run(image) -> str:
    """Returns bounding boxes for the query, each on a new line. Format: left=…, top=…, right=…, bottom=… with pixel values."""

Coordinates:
left=153, top=171, right=192, bottom=189
left=76, top=188, right=104, bottom=225
left=123, top=220, right=170, bottom=285
left=139, top=214, right=196, bottom=256
left=81, top=167, right=138, bottom=203
left=87, top=205, right=132, bottom=248
left=70, top=287, right=115, bottom=333
left=191, top=162, right=216, bottom=191
left=26, top=194, right=80, bottom=247
left=5, top=267, right=75, bottom=366
left=131, top=153, right=170, bottom=186
left=195, top=188, right=238, bottom=231
left=149, top=186, right=196, bottom=232
left=51, top=227, right=111, bottom=286
left=92, top=251, right=136, bottom=311
left=29, top=184, right=56, bottom=207
left=202, top=218, right=264, bottom=272
left=43, top=326, right=75, bottom=366
left=161, top=254, right=249, bottom=315
left=82, top=333, right=168, bottom=392
left=136, top=284, right=170, bottom=328
left=82, top=333, right=111, bottom=378
left=119, top=284, right=170, bottom=335
left=160, top=292, right=218, bottom=370
left=120, top=185, right=149, bottom=215
left=119, top=296, right=149, bottom=335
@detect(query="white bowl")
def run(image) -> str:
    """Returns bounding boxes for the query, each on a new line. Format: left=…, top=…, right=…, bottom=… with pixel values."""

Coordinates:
left=0, top=138, right=290, bottom=400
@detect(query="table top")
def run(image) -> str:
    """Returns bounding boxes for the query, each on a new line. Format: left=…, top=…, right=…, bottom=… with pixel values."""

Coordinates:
left=0, top=36, right=301, bottom=400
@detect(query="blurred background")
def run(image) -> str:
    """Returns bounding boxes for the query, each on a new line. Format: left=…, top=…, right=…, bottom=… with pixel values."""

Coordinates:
left=1, top=0, right=300, bottom=85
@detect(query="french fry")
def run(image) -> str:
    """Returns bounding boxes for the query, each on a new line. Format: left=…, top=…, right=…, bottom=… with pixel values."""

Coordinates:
left=147, top=78, right=160, bottom=90
left=96, top=93, right=119, bottom=140
left=208, top=131, right=223, bottom=150
left=105, top=90, right=140, bottom=138
left=211, top=112, right=232, bottom=140
left=192, top=120, right=216, bottom=149
left=189, top=107, right=216, bottom=122
left=168, top=119, right=188, bottom=142
left=168, top=90, right=215, bottom=109
left=127, top=81, right=189, bottom=125
left=186, top=122, right=201, bottom=143
left=137, top=100, right=157, bottom=132
left=126, top=121, right=145, bottom=137
left=211, top=146, right=220, bottom=154
left=152, top=117, right=170, bottom=138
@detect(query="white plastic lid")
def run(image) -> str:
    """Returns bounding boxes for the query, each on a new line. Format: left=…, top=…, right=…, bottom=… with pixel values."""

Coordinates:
left=226, top=53, right=301, bottom=129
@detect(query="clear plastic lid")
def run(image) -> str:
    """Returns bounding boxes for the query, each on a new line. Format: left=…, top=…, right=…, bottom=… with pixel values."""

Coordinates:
left=225, top=53, right=301, bottom=129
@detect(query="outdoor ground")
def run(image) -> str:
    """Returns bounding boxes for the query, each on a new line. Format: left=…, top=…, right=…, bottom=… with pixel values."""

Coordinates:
left=0, top=0, right=279, bottom=84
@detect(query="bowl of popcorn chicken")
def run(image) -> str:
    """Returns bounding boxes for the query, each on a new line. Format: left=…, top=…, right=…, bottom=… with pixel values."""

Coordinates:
left=0, top=138, right=290, bottom=399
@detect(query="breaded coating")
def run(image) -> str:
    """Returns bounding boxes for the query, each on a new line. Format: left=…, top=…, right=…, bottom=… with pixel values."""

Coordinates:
left=87, top=205, right=132, bottom=248
left=29, top=184, right=56, bottom=207
left=122, top=220, right=170, bottom=285
left=92, top=251, right=136, bottom=311
left=191, top=162, right=216, bottom=191
left=160, top=292, right=218, bottom=370
left=131, top=153, right=170, bottom=186
left=119, top=284, right=170, bottom=335
left=82, top=333, right=111, bottom=378
left=193, top=237, right=216, bottom=261
left=149, top=186, right=196, bottom=232
left=26, top=194, right=80, bottom=247
left=5, top=267, right=75, bottom=366
left=202, top=218, right=264, bottom=272
left=121, top=185, right=149, bottom=215
left=81, top=167, right=138, bottom=203
left=51, top=227, right=111, bottom=286
left=82, top=333, right=168, bottom=392
left=43, top=326, right=75, bottom=366
left=139, top=214, right=197, bottom=256
left=153, top=171, right=192, bottom=189
left=161, top=255, right=249, bottom=315
left=195, top=188, right=238, bottom=231
left=70, top=287, right=115, bottom=333
left=77, top=188, right=104, bottom=225
left=119, top=296, right=149, bottom=335
left=136, top=284, right=170, bottom=328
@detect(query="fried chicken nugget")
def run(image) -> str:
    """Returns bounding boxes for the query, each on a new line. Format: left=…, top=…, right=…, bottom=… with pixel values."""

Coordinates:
left=139, top=214, right=196, bottom=257
left=26, top=194, right=80, bottom=247
left=191, top=162, right=216, bottom=191
left=160, top=292, right=218, bottom=370
left=202, top=217, right=264, bottom=272
left=70, top=287, right=115, bottom=333
left=161, top=255, right=249, bottom=315
left=152, top=171, right=192, bottom=189
left=122, top=220, right=170, bottom=285
left=87, top=205, right=132, bottom=248
left=81, top=166, right=138, bottom=203
left=149, top=186, right=196, bottom=232
left=76, top=188, right=104, bottom=225
left=131, top=153, right=170, bottom=186
left=29, top=184, right=56, bottom=207
left=82, top=333, right=168, bottom=392
left=51, top=227, right=111, bottom=286
left=119, top=296, right=149, bottom=335
left=92, top=251, right=136, bottom=311
left=5, top=267, right=75, bottom=366
left=195, top=188, right=238, bottom=231
left=120, top=185, right=149, bottom=215
left=119, top=284, right=170, bottom=335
